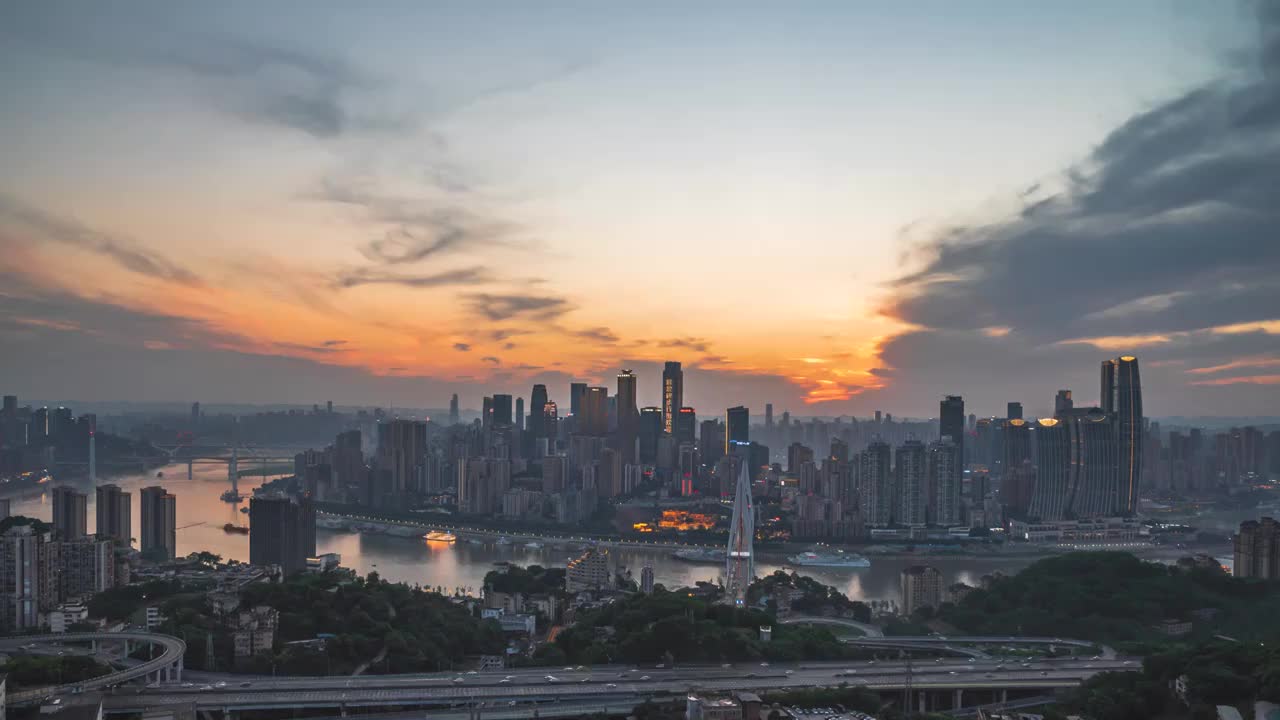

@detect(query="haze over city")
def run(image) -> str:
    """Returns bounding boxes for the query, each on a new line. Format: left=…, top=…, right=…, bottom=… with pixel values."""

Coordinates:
left=3, top=1, right=1279, bottom=417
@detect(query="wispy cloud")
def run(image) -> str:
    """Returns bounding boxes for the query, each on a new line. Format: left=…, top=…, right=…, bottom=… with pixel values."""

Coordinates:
left=335, top=266, right=492, bottom=289
left=453, top=343, right=471, bottom=352
left=0, top=194, right=199, bottom=284
left=464, top=293, right=574, bottom=322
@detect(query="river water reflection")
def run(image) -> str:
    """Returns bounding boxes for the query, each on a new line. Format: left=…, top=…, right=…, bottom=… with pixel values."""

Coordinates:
left=7, top=462, right=1158, bottom=603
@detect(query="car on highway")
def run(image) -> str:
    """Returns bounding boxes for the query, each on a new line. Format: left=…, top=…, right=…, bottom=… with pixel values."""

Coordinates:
left=639, top=675, right=651, bottom=681
left=784, top=670, right=794, bottom=675
left=181, top=683, right=194, bottom=688
left=759, top=662, right=769, bottom=667
left=544, top=675, right=560, bottom=682
left=606, top=683, right=617, bottom=688
left=214, top=681, right=227, bottom=688
left=199, top=685, right=213, bottom=692
left=452, top=677, right=464, bottom=684
left=239, top=682, right=252, bottom=688
left=499, top=678, right=511, bottom=684
left=721, top=663, right=732, bottom=668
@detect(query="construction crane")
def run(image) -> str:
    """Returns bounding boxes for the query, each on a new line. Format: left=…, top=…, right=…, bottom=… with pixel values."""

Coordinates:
left=176, top=521, right=204, bottom=530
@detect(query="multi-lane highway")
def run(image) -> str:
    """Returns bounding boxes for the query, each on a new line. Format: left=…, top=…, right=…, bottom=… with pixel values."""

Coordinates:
left=100, top=655, right=1137, bottom=714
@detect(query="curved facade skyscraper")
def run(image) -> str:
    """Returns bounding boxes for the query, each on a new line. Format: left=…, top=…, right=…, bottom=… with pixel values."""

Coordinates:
left=1102, top=356, right=1143, bottom=515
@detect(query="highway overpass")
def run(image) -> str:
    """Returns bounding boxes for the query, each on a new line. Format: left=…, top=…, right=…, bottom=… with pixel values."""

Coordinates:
left=0, top=632, right=185, bottom=705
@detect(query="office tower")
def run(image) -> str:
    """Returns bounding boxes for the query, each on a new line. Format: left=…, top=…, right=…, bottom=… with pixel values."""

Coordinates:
left=2, top=395, right=15, bottom=415
left=51, top=486, right=87, bottom=540
left=569, top=382, right=587, bottom=419
left=448, top=394, right=460, bottom=425
left=1006, top=402, right=1023, bottom=420
left=0, top=499, right=9, bottom=520
left=1054, top=390, right=1074, bottom=416
left=542, top=402, right=559, bottom=447
left=1234, top=517, right=1280, bottom=579
left=858, top=441, right=893, bottom=526
left=640, top=566, right=655, bottom=594
left=515, top=398, right=524, bottom=432
left=874, top=410, right=882, bottom=424
left=139, top=486, right=177, bottom=562
left=896, top=441, right=927, bottom=526
left=1000, top=419, right=1034, bottom=518
left=699, top=419, right=724, bottom=466
left=678, top=443, right=697, bottom=495
left=928, top=438, right=961, bottom=526
left=662, top=362, right=683, bottom=435
left=377, top=419, right=427, bottom=495
left=725, top=406, right=749, bottom=454
left=1113, top=356, right=1143, bottom=515
left=481, top=396, right=493, bottom=430
left=1100, top=360, right=1117, bottom=413
left=0, top=524, right=59, bottom=631
left=900, top=565, right=943, bottom=615
left=580, top=387, right=609, bottom=436
left=189, top=402, right=200, bottom=424
left=797, top=460, right=819, bottom=495
left=1028, top=410, right=1121, bottom=521
left=249, top=492, right=316, bottom=575
left=542, top=456, right=566, bottom=493
left=616, top=370, right=639, bottom=463
left=675, top=407, right=696, bottom=445
left=529, top=385, right=549, bottom=439
left=333, top=430, right=363, bottom=496
left=59, top=535, right=115, bottom=597
left=88, top=416, right=97, bottom=484
left=492, top=394, right=513, bottom=426
left=765, top=404, right=774, bottom=429
left=939, top=395, right=965, bottom=457
left=95, top=484, right=131, bottom=545
left=724, top=461, right=754, bottom=605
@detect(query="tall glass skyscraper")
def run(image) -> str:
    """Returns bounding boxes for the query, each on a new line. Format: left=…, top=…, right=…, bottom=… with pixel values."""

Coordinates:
left=1113, top=356, right=1143, bottom=514
left=662, top=362, right=683, bottom=435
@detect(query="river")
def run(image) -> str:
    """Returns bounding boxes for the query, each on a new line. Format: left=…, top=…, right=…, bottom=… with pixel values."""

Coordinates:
left=8, top=461, right=1213, bottom=604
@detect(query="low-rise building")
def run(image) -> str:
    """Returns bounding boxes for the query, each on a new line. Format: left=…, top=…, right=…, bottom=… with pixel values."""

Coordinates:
left=565, top=548, right=612, bottom=593
left=305, top=553, right=342, bottom=573
left=686, top=695, right=740, bottom=720
left=232, top=606, right=279, bottom=658
left=497, top=614, right=536, bottom=635
left=49, top=602, right=89, bottom=633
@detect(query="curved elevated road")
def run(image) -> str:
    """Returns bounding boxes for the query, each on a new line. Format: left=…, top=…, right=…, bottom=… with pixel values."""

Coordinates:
left=778, top=615, right=884, bottom=637
left=0, top=632, right=186, bottom=705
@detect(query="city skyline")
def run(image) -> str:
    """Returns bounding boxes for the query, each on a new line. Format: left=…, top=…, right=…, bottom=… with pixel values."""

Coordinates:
left=3, top=2, right=1279, bottom=417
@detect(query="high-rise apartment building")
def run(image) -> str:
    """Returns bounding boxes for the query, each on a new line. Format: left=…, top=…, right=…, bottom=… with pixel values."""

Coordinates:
left=59, top=535, right=115, bottom=597
left=333, top=430, right=364, bottom=495
left=639, top=407, right=662, bottom=464
left=896, top=441, right=927, bottom=526
left=51, top=486, right=87, bottom=540
left=1028, top=410, right=1121, bottom=520
left=377, top=419, right=427, bottom=496
left=765, top=404, right=773, bottom=429
left=699, top=419, right=724, bottom=466
left=448, top=394, right=460, bottom=425
left=1235, top=517, right=1280, bottom=579
left=95, top=484, right=131, bottom=545
left=515, top=397, right=524, bottom=432
left=858, top=441, right=893, bottom=526
left=900, top=565, right=943, bottom=615
left=0, top=524, right=59, bottom=631
left=929, top=438, right=961, bottom=526
left=662, top=362, right=683, bottom=435
left=640, top=565, right=655, bottom=594
left=1006, top=402, right=1023, bottom=421
left=566, top=547, right=612, bottom=592
left=249, top=492, right=317, bottom=575
left=458, top=458, right=512, bottom=515
left=139, top=486, right=176, bottom=562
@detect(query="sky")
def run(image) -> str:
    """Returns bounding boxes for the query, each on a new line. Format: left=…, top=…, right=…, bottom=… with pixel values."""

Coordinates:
left=1, top=1, right=1278, bottom=418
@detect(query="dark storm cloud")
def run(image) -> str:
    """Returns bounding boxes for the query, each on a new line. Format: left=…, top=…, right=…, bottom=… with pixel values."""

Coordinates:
left=0, top=195, right=198, bottom=284
left=888, top=1, right=1280, bottom=344
left=463, top=293, right=574, bottom=322
left=334, top=266, right=492, bottom=289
